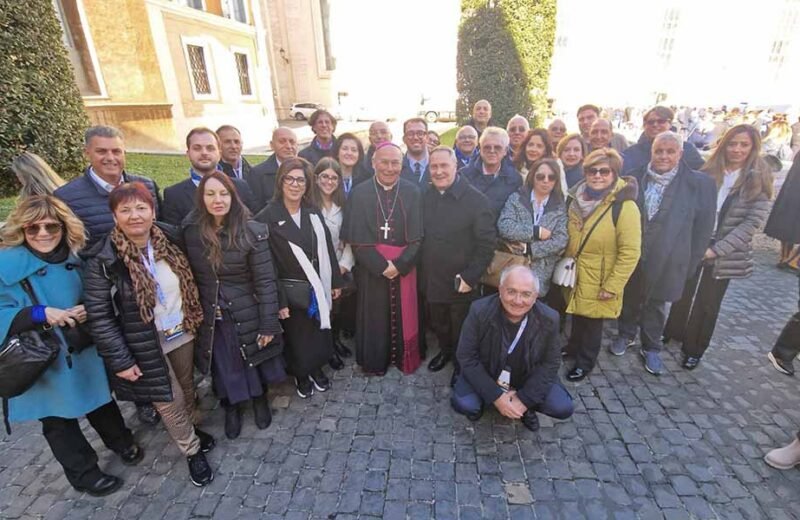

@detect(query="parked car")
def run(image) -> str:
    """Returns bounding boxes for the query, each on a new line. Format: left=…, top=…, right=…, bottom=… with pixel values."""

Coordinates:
left=291, top=102, right=324, bottom=120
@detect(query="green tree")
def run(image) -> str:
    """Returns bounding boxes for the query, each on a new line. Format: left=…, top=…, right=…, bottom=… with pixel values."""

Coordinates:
left=0, top=0, right=88, bottom=196
left=457, top=0, right=557, bottom=128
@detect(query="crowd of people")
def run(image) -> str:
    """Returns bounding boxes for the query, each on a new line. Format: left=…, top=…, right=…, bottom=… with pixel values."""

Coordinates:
left=2, top=96, right=800, bottom=495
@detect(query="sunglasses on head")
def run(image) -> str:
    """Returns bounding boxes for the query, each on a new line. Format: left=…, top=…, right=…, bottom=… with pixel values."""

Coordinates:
left=24, top=222, right=63, bottom=236
left=584, top=167, right=613, bottom=177
left=535, top=173, right=557, bottom=182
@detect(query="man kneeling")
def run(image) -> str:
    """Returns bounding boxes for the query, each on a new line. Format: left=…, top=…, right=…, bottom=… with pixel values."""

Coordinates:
left=451, top=265, right=574, bottom=431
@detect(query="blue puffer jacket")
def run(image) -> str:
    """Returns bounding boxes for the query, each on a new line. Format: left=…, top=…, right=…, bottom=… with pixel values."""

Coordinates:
left=54, top=168, right=161, bottom=249
left=460, top=158, right=522, bottom=219
left=621, top=133, right=705, bottom=175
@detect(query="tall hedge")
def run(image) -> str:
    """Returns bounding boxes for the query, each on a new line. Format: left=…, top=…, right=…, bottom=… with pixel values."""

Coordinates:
left=0, top=0, right=88, bottom=196
left=457, top=0, right=557, bottom=128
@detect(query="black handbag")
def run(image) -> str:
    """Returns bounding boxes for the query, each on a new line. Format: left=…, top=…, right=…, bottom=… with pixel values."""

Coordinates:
left=0, top=280, right=60, bottom=399
left=279, top=279, right=312, bottom=310
left=240, top=336, right=282, bottom=368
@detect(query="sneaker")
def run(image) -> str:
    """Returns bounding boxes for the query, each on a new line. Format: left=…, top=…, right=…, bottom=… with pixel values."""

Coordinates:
left=765, top=438, right=800, bottom=470
left=768, top=352, right=795, bottom=376
left=309, top=369, right=331, bottom=392
left=187, top=452, right=214, bottom=487
left=609, top=336, right=634, bottom=356
left=195, top=428, right=216, bottom=453
left=640, top=349, right=664, bottom=376
left=295, top=376, right=314, bottom=399
left=136, top=403, right=160, bottom=425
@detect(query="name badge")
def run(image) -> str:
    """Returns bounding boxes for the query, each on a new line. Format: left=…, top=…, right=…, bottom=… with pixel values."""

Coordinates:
left=160, top=312, right=184, bottom=341
left=215, top=305, right=223, bottom=321
left=497, top=369, right=511, bottom=391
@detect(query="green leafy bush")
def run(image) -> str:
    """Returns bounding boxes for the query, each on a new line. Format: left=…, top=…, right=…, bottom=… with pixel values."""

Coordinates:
left=0, top=0, right=88, bottom=196
left=457, top=0, right=556, bottom=128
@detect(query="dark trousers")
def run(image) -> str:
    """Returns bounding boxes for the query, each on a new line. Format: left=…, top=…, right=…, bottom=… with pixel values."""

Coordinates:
left=450, top=374, right=574, bottom=420
left=567, top=315, right=604, bottom=371
left=771, top=276, right=800, bottom=363
left=543, top=287, right=567, bottom=332
left=664, top=264, right=730, bottom=357
left=40, top=400, right=134, bottom=487
left=618, top=266, right=667, bottom=352
left=428, top=302, right=471, bottom=359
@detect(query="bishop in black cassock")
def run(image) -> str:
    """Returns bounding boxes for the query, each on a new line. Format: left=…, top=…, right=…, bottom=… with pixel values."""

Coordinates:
left=342, top=143, right=423, bottom=375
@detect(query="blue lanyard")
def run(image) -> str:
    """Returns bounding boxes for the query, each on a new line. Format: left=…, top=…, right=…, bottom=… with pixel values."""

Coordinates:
left=506, top=316, right=528, bottom=356
left=142, top=240, right=167, bottom=306
left=190, top=168, right=203, bottom=185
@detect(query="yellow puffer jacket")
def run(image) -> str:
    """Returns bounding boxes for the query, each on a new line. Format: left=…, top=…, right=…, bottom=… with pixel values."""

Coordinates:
left=564, top=177, right=641, bottom=319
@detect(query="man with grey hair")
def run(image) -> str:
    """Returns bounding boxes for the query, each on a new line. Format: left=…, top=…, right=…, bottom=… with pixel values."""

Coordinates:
left=452, top=265, right=573, bottom=431
left=460, top=127, right=522, bottom=219
left=248, top=126, right=298, bottom=210
left=454, top=125, right=479, bottom=168
left=421, top=146, right=496, bottom=372
left=610, top=131, right=716, bottom=374
left=54, top=125, right=162, bottom=427
left=467, top=99, right=493, bottom=137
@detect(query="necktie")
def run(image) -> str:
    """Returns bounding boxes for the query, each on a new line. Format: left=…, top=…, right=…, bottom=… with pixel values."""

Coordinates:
left=414, top=162, right=422, bottom=182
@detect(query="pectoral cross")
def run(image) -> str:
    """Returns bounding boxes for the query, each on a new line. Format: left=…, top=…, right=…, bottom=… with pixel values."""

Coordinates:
left=380, top=221, right=391, bottom=240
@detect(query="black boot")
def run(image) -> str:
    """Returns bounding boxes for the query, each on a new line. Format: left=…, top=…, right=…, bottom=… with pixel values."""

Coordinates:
left=253, top=396, right=272, bottom=430
left=223, top=401, right=242, bottom=440
left=328, top=351, right=344, bottom=370
left=333, top=334, right=352, bottom=357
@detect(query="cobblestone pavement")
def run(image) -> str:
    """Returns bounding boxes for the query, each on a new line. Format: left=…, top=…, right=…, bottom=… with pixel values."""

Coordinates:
left=1, top=244, right=799, bottom=520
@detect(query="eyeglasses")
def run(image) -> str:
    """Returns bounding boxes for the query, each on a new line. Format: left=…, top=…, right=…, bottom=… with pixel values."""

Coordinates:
left=24, top=222, right=63, bottom=236
left=535, top=173, right=557, bottom=182
left=645, top=118, right=670, bottom=126
left=318, top=174, right=339, bottom=183
left=482, top=145, right=505, bottom=152
left=283, top=176, right=307, bottom=186
left=584, top=167, right=613, bottom=177
left=405, top=131, right=426, bottom=138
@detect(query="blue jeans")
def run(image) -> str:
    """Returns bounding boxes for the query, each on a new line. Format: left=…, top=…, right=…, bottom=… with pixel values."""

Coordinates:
left=450, top=374, right=574, bottom=419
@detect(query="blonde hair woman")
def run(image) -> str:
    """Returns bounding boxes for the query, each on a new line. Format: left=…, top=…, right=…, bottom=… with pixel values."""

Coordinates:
left=10, top=152, right=66, bottom=198
left=0, top=195, right=141, bottom=497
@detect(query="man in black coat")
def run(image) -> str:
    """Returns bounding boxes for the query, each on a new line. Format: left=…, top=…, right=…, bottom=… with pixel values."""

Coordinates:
left=609, top=132, right=716, bottom=374
left=216, top=125, right=252, bottom=180
left=163, top=128, right=257, bottom=226
left=452, top=266, right=573, bottom=431
left=54, top=125, right=161, bottom=427
left=400, top=117, right=431, bottom=188
left=421, top=147, right=496, bottom=372
left=459, top=127, right=522, bottom=220
left=55, top=126, right=161, bottom=250
left=247, top=127, right=298, bottom=211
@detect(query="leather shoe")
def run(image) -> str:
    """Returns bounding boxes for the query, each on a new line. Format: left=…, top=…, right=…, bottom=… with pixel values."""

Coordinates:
left=328, top=352, right=344, bottom=370
left=253, top=397, right=272, bottom=430
left=566, top=367, right=589, bottom=382
left=682, top=355, right=701, bottom=370
left=224, top=403, right=242, bottom=439
left=74, top=472, right=123, bottom=497
left=117, top=444, right=144, bottom=466
left=521, top=411, right=540, bottom=432
left=768, top=352, right=794, bottom=376
left=334, top=336, right=352, bottom=358
left=428, top=352, right=451, bottom=372
left=465, top=407, right=483, bottom=422
left=136, top=403, right=160, bottom=425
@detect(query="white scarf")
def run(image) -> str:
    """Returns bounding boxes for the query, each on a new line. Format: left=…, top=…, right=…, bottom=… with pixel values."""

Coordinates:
left=287, top=213, right=333, bottom=329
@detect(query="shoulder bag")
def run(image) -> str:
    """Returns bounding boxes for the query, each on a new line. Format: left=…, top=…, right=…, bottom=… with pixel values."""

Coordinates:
left=481, top=240, right=533, bottom=288
left=552, top=203, right=615, bottom=288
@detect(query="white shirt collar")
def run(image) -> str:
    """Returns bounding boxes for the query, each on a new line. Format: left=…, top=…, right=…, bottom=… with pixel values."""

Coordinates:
left=89, top=167, right=122, bottom=193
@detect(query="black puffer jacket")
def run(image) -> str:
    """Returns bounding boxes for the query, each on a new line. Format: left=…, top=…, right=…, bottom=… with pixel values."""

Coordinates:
left=83, top=223, right=182, bottom=403
left=182, top=215, right=283, bottom=374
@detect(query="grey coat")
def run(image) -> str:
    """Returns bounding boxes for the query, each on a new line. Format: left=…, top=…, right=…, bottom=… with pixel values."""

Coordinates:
left=710, top=190, right=770, bottom=279
left=497, top=188, right=568, bottom=296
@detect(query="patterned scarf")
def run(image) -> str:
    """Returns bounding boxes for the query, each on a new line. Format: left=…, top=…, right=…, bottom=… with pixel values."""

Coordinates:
left=110, top=225, right=204, bottom=334
left=644, top=164, right=678, bottom=221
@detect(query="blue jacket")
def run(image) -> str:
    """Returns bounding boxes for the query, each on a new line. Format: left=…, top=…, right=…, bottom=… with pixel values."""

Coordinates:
left=54, top=168, right=161, bottom=249
left=0, top=247, right=111, bottom=422
left=622, top=133, right=705, bottom=175
left=460, top=158, right=523, bottom=219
